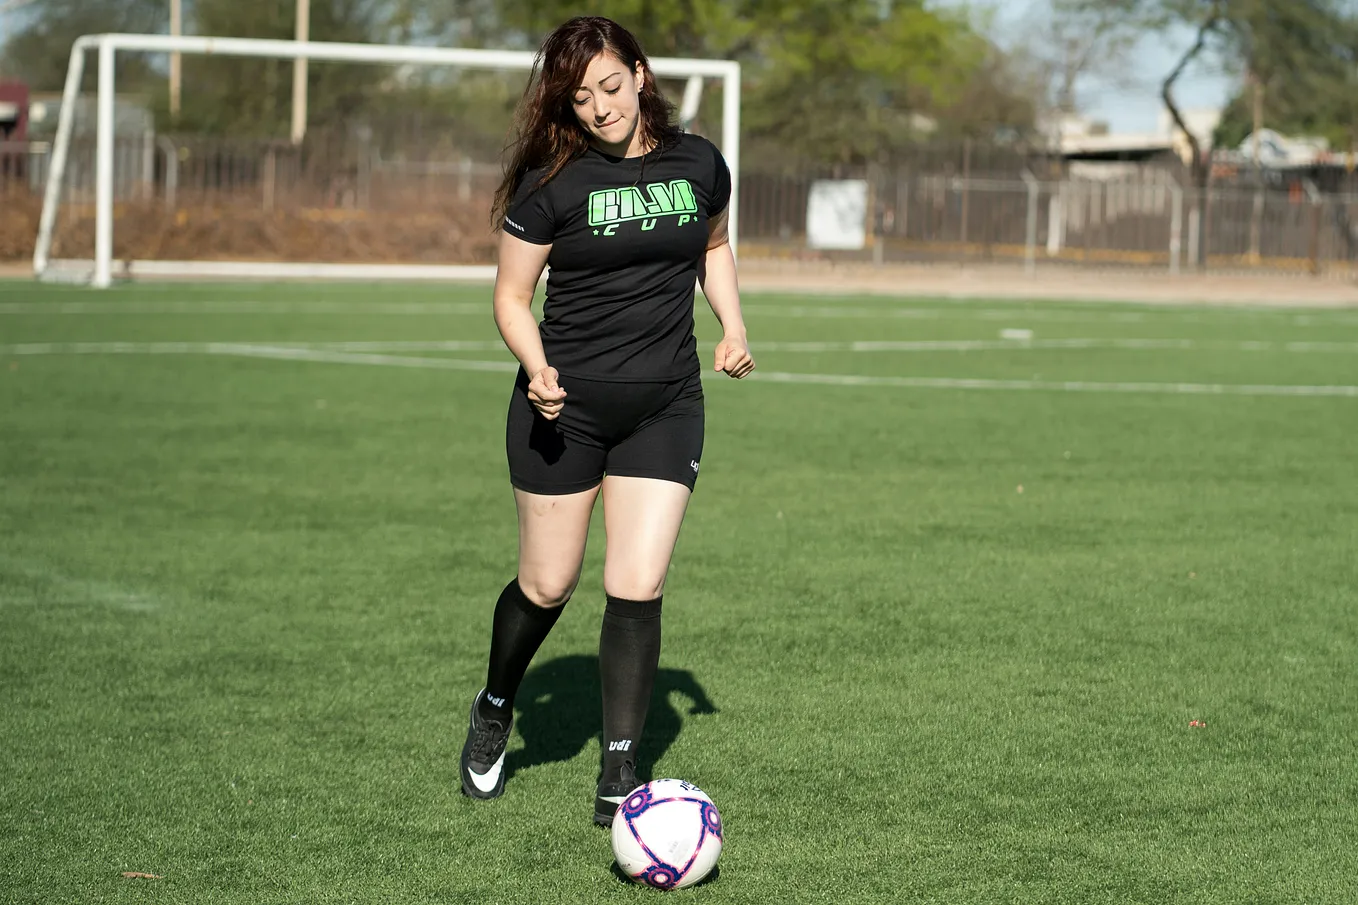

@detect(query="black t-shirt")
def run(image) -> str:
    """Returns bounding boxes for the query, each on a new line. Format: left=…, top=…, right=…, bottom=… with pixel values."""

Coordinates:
left=504, top=132, right=731, bottom=382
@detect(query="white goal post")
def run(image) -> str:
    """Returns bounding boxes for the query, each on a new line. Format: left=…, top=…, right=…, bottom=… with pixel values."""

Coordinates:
left=34, top=33, right=741, bottom=287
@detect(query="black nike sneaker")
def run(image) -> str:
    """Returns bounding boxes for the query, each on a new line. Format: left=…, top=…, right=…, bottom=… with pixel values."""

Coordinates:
left=593, top=760, right=640, bottom=828
left=459, top=689, right=512, bottom=800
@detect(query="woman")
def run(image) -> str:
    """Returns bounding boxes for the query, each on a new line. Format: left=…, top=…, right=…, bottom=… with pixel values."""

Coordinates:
left=459, top=15, right=754, bottom=828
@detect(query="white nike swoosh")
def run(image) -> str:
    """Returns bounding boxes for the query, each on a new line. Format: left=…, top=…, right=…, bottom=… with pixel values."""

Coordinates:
left=599, top=793, right=626, bottom=804
left=468, top=751, right=506, bottom=793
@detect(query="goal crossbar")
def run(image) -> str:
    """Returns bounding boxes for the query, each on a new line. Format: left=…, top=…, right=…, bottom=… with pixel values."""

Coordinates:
left=35, top=33, right=741, bottom=287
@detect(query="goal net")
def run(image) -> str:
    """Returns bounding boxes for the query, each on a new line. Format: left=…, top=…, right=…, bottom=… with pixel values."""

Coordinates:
left=33, top=34, right=741, bottom=287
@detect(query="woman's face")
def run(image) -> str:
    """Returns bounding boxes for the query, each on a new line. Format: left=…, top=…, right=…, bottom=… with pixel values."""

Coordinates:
left=572, top=53, right=646, bottom=155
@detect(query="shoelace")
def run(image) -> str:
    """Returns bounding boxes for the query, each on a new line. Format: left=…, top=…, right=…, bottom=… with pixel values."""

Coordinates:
left=602, top=762, right=637, bottom=792
left=470, top=718, right=509, bottom=762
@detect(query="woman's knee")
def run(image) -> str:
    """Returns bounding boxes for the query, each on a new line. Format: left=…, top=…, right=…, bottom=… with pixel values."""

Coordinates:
left=602, top=565, right=666, bottom=602
left=517, top=574, right=578, bottom=609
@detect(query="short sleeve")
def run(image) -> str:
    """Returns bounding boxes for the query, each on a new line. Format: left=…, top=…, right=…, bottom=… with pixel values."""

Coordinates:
left=707, top=140, right=732, bottom=218
left=503, top=168, right=556, bottom=245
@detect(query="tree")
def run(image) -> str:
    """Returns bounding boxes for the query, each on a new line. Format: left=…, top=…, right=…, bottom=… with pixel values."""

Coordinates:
left=1, top=0, right=166, bottom=92
left=479, top=0, right=1038, bottom=165
left=163, top=0, right=384, bottom=137
left=922, top=16, right=1044, bottom=144
left=1211, top=3, right=1358, bottom=150
left=378, top=0, right=516, bottom=49
left=5, top=0, right=1045, bottom=163
left=1009, top=0, right=1142, bottom=137
left=1064, top=0, right=1358, bottom=266
left=494, top=0, right=757, bottom=59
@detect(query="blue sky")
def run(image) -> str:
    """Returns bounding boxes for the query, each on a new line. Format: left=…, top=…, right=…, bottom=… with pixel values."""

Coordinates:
left=950, top=0, right=1237, bottom=135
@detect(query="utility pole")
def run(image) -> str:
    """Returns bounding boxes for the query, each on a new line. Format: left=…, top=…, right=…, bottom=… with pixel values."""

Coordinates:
left=1248, top=71, right=1264, bottom=265
left=169, top=0, right=182, bottom=119
left=1251, top=72, right=1263, bottom=167
left=291, top=0, right=309, bottom=145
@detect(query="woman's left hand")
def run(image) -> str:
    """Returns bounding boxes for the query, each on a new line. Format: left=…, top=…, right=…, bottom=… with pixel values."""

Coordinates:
left=714, top=334, right=756, bottom=379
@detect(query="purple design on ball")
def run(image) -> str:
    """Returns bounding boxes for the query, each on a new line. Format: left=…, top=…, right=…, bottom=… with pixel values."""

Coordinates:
left=641, top=863, right=680, bottom=890
left=622, top=786, right=653, bottom=818
left=701, top=801, right=723, bottom=838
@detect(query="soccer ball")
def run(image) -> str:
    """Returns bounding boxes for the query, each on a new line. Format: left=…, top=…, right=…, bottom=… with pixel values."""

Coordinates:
left=610, top=779, right=723, bottom=890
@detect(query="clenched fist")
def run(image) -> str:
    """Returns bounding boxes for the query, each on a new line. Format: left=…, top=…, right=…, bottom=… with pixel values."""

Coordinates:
left=527, top=366, right=567, bottom=420
left=714, top=335, right=755, bottom=379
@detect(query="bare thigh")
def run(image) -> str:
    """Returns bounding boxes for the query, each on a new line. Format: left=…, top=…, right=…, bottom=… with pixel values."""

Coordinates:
left=601, top=476, right=692, bottom=601
left=515, top=485, right=600, bottom=607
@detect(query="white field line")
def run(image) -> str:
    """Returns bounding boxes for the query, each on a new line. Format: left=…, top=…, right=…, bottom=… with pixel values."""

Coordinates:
left=753, top=338, right=1358, bottom=354
left=0, top=301, right=491, bottom=315
left=285, top=337, right=1358, bottom=354
left=315, top=340, right=505, bottom=352
left=0, top=341, right=515, bottom=372
left=744, top=370, right=1358, bottom=397
left=740, top=304, right=1358, bottom=327
left=213, top=345, right=518, bottom=373
left=1, top=275, right=1356, bottom=314
left=300, top=337, right=1358, bottom=354
left=7, top=338, right=1358, bottom=357
left=262, top=336, right=1358, bottom=353
left=5, top=298, right=1358, bottom=327
left=0, top=555, right=162, bottom=612
left=2, top=341, right=1355, bottom=398
left=0, top=341, right=507, bottom=355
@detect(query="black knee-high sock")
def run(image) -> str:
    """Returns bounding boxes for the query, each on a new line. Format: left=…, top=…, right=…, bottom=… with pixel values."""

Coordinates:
left=481, top=579, right=565, bottom=723
left=599, top=594, right=663, bottom=778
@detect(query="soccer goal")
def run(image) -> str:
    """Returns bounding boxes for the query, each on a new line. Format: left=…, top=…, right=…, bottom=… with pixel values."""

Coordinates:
left=33, top=33, right=741, bottom=288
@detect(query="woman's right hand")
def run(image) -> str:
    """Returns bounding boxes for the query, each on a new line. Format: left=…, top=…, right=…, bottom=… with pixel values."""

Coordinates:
left=527, top=366, right=567, bottom=420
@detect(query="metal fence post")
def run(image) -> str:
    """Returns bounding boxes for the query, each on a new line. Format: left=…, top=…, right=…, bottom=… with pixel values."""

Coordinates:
left=1021, top=169, right=1039, bottom=275
left=1047, top=180, right=1064, bottom=256
left=263, top=145, right=277, bottom=212
left=142, top=130, right=155, bottom=202
left=1169, top=179, right=1183, bottom=275
left=1304, top=179, right=1322, bottom=275
left=1187, top=193, right=1201, bottom=273
left=157, top=137, right=179, bottom=211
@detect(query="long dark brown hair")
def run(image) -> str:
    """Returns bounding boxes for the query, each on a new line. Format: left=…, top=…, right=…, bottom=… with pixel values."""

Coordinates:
left=491, top=16, right=680, bottom=231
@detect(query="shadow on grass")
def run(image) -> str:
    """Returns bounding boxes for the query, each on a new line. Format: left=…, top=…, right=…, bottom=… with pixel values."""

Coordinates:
left=507, top=654, right=717, bottom=782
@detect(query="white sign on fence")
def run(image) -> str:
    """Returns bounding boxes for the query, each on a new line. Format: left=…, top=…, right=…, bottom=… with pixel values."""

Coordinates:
left=806, top=179, right=868, bottom=250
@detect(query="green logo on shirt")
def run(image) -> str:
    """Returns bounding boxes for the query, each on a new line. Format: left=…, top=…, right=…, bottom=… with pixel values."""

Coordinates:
left=588, top=180, right=698, bottom=236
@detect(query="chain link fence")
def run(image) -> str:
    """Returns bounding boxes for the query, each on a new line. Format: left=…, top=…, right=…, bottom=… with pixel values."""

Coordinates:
left=739, top=163, right=1358, bottom=277
left=4, top=130, right=1358, bottom=277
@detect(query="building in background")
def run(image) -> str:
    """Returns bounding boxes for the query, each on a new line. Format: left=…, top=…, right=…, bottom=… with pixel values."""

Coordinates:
left=1046, top=106, right=1221, bottom=174
left=0, top=81, right=28, bottom=140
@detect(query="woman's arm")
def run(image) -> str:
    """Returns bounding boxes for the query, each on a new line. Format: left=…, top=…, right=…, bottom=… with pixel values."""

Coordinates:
left=494, top=231, right=567, bottom=419
left=698, top=208, right=755, bottom=379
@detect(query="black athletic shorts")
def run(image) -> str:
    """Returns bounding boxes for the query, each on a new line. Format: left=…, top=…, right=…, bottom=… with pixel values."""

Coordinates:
left=506, top=367, right=705, bottom=495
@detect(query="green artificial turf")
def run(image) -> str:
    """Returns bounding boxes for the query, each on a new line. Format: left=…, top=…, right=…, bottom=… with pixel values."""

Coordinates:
left=2, top=281, right=1356, bottom=903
